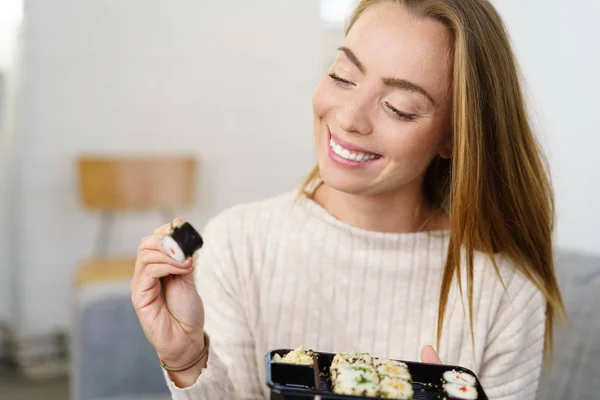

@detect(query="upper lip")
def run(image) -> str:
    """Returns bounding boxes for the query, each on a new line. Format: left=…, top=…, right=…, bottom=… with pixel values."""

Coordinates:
left=329, top=130, right=380, bottom=155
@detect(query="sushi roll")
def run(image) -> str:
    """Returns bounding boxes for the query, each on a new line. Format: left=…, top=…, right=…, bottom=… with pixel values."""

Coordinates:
left=374, top=357, right=408, bottom=368
left=162, top=221, right=204, bottom=263
left=442, top=370, right=477, bottom=387
left=376, top=363, right=412, bottom=382
left=330, top=364, right=377, bottom=381
left=331, top=352, right=373, bottom=367
left=272, top=346, right=314, bottom=365
left=378, top=376, right=414, bottom=399
left=374, top=358, right=412, bottom=381
left=442, top=382, right=478, bottom=400
left=330, top=364, right=378, bottom=397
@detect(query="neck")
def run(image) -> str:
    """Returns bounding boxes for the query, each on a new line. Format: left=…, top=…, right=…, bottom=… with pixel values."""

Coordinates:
left=313, top=182, right=447, bottom=233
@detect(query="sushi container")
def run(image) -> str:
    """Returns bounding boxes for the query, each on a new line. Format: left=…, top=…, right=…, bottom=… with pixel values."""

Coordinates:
left=266, top=349, right=488, bottom=400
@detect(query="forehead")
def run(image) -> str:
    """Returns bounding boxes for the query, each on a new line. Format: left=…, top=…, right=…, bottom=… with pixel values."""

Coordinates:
left=344, top=2, right=453, bottom=99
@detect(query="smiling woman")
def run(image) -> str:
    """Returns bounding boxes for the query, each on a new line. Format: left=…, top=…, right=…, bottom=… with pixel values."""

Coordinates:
left=129, top=1, right=566, bottom=400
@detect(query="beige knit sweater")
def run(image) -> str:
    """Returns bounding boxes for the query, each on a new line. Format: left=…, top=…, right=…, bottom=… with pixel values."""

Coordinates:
left=163, top=190, right=546, bottom=400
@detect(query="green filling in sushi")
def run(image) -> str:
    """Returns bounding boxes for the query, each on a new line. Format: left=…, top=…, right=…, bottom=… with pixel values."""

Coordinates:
left=329, top=353, right=415, bottom=399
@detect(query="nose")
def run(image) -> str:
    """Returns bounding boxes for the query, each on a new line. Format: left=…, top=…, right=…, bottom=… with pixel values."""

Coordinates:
left=335, top=94, right=373, bottom=136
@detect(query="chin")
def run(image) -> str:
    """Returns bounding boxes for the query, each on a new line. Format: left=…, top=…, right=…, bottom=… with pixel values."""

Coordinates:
left=317, top=155, right=375, bottom=196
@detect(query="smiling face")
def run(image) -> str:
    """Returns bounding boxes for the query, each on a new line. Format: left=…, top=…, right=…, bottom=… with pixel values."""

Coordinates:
left=312, top=1, right=453, bottom=198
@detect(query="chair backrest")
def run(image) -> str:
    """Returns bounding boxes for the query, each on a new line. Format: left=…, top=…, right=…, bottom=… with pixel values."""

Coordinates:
left=77, top=156, right=196, bottom=211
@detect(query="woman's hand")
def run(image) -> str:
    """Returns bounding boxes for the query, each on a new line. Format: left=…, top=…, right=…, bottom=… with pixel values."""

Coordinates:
left=420, top=345, right=442, bottom=364
left=130, top=218, right=207, bottom=386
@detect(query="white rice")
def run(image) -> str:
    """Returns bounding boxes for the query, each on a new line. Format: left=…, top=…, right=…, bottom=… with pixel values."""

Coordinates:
left=379, top=376, right=414, bottom=399
left=443, top=382, right=478, bottom=400
left=162, top=235, right=185, bottom=263
left=443, top=370, right=477, bottom=387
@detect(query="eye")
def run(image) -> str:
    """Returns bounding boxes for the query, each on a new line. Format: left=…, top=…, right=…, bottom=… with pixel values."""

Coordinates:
left=384, top=101, right=418, bottom=122
left=328, top=72, right=355, bottom=87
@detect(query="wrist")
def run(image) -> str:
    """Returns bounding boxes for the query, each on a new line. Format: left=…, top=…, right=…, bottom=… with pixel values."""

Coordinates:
left=159, top=332, right=209, bottom=372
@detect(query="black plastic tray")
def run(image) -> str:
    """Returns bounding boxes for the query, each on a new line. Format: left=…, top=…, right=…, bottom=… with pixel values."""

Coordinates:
left=266, top=349, right=488, bottom=400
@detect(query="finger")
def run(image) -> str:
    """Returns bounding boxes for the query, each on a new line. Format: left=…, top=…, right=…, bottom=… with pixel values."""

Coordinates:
left=135, top=263, right=195, bottom=294
left=133, top=247, right=193, bottom=279
left=153, top=217, right=185, bottom=235
left=138, top=233, right=195, bottom=260
left=138, top=233, right=178, bottom=254
left=420, top=345, right=442, bottom=364
left=141, top=249, right=193, bottom=269
left=153, top=223, right=172, bottom=235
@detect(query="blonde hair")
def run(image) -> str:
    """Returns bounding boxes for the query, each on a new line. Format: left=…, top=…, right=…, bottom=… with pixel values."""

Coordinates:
left=301, top=0, right=566, bottom=359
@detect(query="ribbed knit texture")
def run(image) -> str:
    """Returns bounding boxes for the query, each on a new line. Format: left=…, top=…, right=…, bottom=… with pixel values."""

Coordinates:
left=164, top=190, right=546, bottom=400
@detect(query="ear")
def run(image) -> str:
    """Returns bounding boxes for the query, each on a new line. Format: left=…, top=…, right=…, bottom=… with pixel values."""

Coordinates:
left=439, top=140, right=452, bottom=159
left=439, top=145, right=452, bottom=160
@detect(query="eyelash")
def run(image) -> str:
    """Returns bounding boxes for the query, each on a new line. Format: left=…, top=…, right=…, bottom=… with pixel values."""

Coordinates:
left=384, top=102, right=417, bottom=122
left=328, top=73, right=418, bottom=122
left=328, top=72, right=354, bottom=87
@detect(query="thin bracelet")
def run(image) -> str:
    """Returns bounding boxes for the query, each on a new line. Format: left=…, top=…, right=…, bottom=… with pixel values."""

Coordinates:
left=160, top=332, right=210, bottom=373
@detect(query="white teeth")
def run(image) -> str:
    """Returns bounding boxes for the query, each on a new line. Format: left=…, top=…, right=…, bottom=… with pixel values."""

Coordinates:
left=329, top=137, right=379, bottom=162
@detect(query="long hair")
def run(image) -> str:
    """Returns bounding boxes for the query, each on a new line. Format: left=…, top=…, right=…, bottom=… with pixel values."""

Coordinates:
left=300, top=0, right=566, bottom=360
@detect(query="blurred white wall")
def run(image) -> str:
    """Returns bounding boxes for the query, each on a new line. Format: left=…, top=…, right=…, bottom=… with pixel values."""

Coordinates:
left=0, top=0, right=23, bottom=331
left=492, top=0, right=600, bottom=256
left=13, top=0, right=321, bottom=337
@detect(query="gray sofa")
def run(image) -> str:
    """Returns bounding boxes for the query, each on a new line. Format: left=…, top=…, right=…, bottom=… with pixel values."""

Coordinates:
left=70, top=251, right=600, bottom=400
left=536, top=251, right=600, bottom=399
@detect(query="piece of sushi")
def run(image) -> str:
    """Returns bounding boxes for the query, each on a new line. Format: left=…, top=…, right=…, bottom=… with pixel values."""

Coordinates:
left=162, top=221, right=203, bottom=263
left=378, top=376, right=414, bottom=399
left=376, top=363, right=412, bottom=382
left=443, top=382, right=478, bottom=400
left=373, top=357, right=408, bottom=368
left=442, top=370, right=477, bottom=387
left=331, top=364, right=377, bottom=381
left=272, top=346, right=314, bottom=365
left=330, top=364, right=379, bottom=397
left=331, top=352, right=373, bottom=367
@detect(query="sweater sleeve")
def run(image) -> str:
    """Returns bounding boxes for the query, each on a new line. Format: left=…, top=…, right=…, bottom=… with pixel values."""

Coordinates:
left=162, top=210, right=265, bottom=400
left=478, top=268, right=547, bottom=400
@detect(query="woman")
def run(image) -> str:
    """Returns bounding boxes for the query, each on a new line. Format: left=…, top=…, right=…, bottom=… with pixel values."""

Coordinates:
left=130, top=0, right=566, bottom=399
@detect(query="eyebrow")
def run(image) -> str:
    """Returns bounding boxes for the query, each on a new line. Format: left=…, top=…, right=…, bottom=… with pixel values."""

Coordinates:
left=337, top=46, right=436, bottom=106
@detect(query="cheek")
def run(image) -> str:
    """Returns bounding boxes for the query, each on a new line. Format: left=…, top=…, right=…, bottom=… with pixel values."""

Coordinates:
left=381, top=123, right=446, bottom=163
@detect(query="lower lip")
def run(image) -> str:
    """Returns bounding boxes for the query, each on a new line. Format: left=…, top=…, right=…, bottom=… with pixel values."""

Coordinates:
left=327, top=133, right=381, bottom=169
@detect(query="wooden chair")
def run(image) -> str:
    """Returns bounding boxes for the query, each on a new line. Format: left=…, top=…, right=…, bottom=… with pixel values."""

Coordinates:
left=74, top=155, right=196, bottom=285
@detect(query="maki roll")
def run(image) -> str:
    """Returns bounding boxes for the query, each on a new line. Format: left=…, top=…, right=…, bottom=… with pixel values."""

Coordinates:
left=374, top=357, right=407, bottom=368
left=331, top=364, right=377, bottom=381
left=331, top=352, right=373, bottom=367
left=378, top=376, right=414, bottom=399
left=442, top=369, right=478, bottom=399
left=330, top=364, right=378, bottom=397
left=272, top=347, right=314, bottom=365
left=374, top=358, right=412, bottom=382
left=162, top=221, right=204, bottom=263
left=442, top=382, right=478, bottom=400
left=442, top=370, right=477, bottom=387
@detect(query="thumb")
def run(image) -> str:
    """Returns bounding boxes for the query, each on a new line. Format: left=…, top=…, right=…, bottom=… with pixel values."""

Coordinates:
left=420, top=345, right=442, bottom=364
